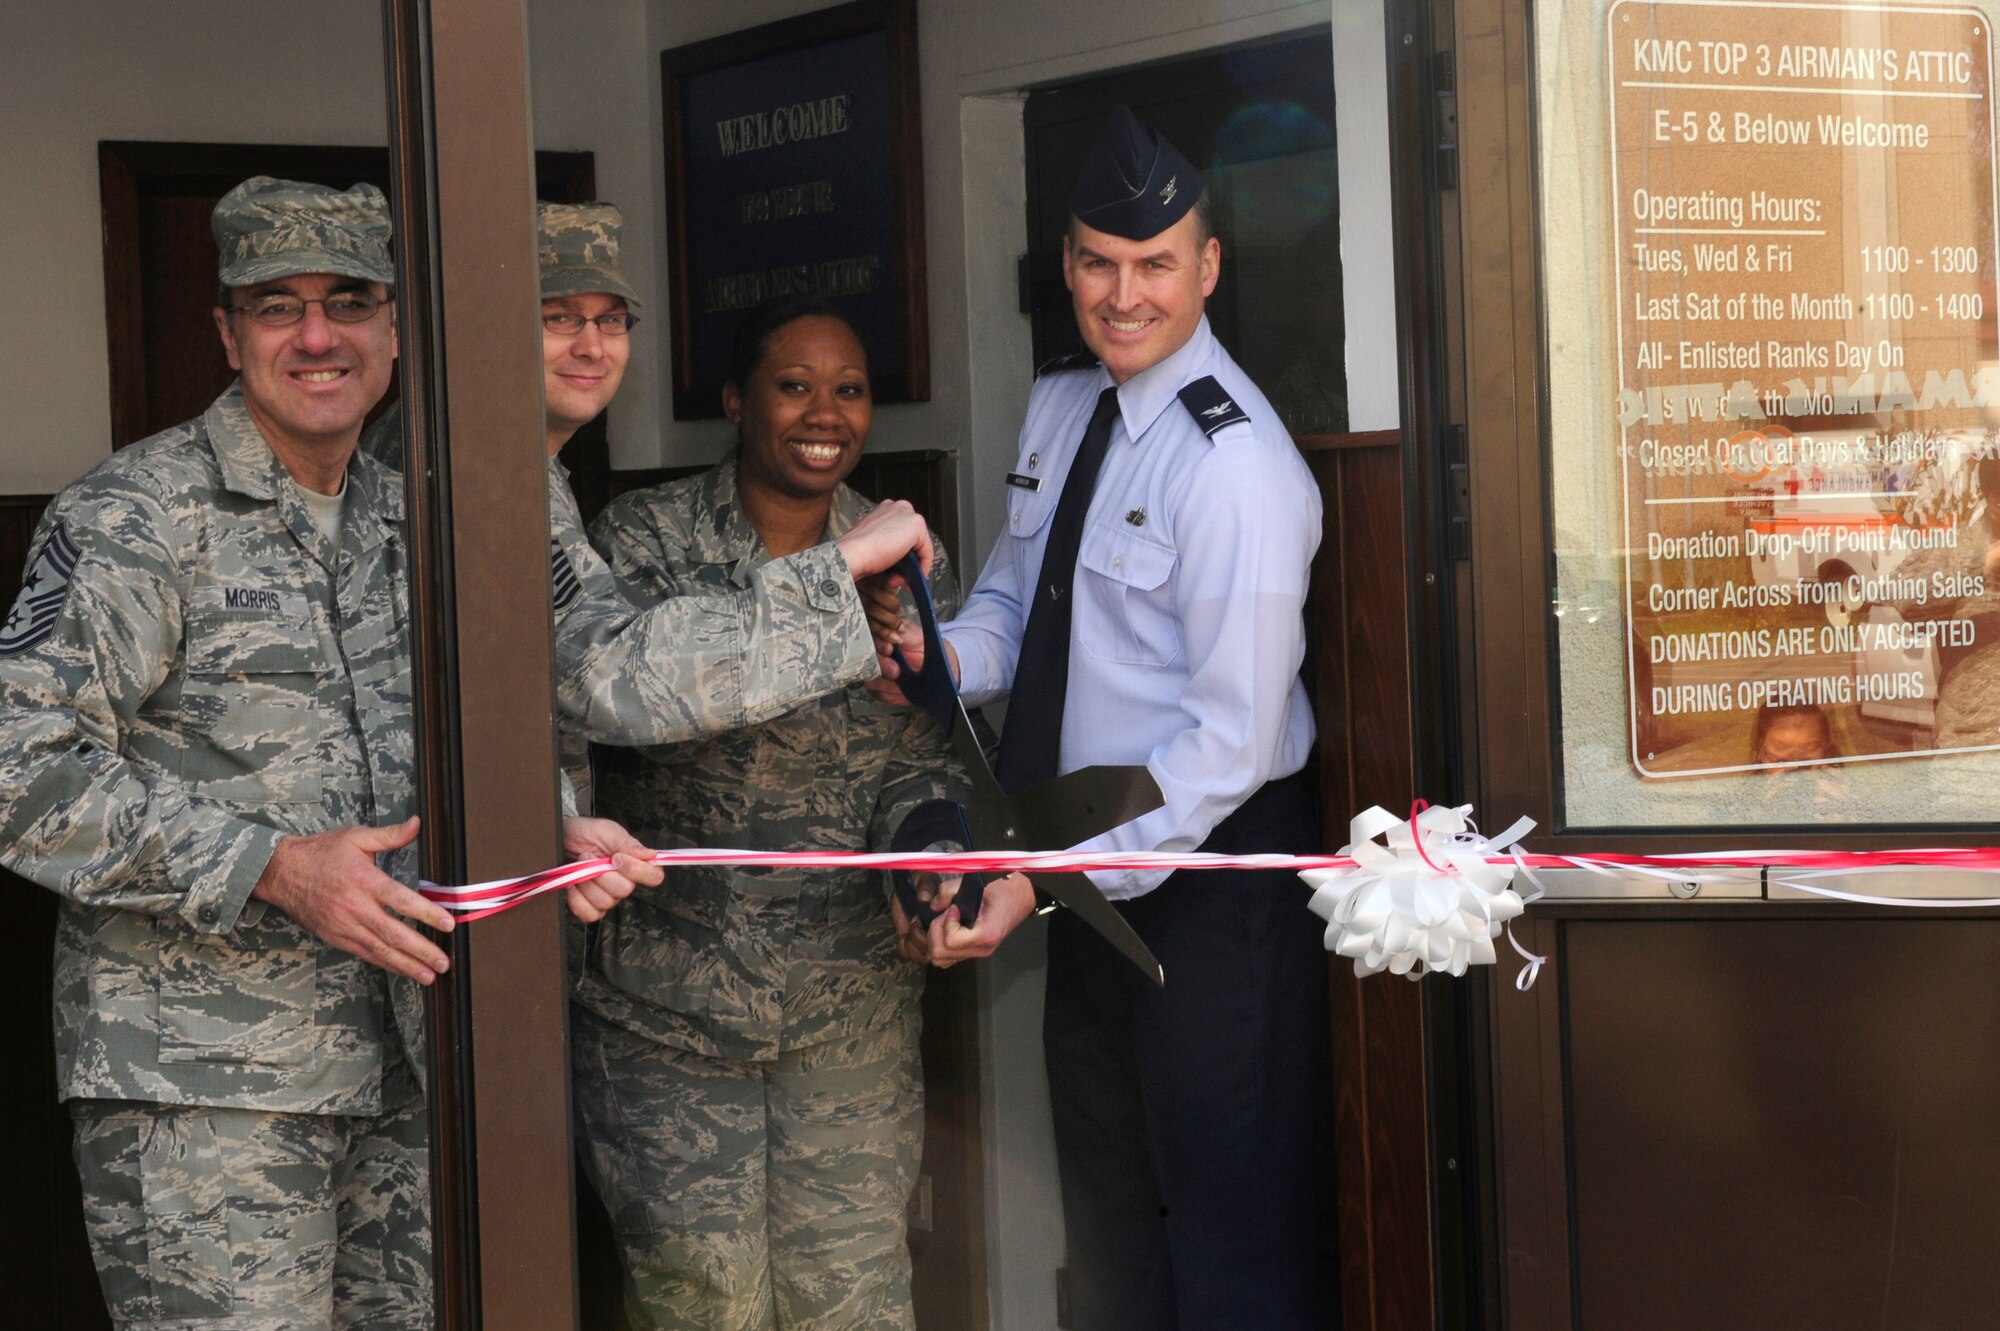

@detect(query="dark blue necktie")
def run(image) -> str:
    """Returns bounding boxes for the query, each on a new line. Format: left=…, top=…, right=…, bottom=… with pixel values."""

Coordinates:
left=996, top=385, right=1121, bottom=793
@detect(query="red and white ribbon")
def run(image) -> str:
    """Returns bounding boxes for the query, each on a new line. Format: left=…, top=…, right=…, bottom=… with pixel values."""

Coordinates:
left=422, top=803, right=2000, bottom=989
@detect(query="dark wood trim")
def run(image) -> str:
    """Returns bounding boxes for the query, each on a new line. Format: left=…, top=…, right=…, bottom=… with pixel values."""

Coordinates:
left=385, top=0, right=575, bottom=1328
left=1457, top=0, right=1553, bottom=849
left=1306, top=437, right=1436, bottom=1331
left=1485, top=916, right=1572, bottom=1330
left=659, top=0, right=929, bottom=417
left=96, top=147, right=146, bottom=452
left=1296, top=429, right=1403, bottom=453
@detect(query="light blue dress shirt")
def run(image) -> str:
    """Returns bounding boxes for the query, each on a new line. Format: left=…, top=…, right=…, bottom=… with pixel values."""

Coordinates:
left=945, top=317, right=1321, bottom=898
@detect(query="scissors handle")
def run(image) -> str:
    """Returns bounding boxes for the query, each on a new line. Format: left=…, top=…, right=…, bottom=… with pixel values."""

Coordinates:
left=889, top=798, right=987, bottom=930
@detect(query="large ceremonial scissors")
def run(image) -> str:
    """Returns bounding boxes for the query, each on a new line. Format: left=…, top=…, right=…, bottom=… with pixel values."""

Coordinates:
left=887, top=553, right=1165, bottom=986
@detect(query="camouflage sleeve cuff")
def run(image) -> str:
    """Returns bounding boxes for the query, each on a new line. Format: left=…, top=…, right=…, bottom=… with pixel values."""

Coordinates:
left=797, top=542, right=863, bottom=614
left=184, top=817, right=289, bottom=935
left=734, top=545, right=876, bottom=724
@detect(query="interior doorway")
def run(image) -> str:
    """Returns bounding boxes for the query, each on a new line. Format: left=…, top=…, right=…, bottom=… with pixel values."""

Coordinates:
left=1020, top=31, right=1348, bottom=438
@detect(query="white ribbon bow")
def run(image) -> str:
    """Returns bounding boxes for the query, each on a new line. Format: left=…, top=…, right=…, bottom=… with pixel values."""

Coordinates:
left=1300, top=804, right=1537, bottom=981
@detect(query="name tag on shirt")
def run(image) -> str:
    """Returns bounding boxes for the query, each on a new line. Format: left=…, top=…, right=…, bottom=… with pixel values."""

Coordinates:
left=193, top=584, right=311, bottom=622
left=1006, top=472, right=1042, bottom=492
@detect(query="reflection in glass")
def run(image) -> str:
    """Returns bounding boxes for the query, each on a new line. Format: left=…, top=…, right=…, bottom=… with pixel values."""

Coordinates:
left=1539, top=0, right=2000, bottom=826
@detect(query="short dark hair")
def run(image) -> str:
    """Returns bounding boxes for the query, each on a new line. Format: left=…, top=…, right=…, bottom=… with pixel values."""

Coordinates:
left=727, top=296, right=861, bottom=388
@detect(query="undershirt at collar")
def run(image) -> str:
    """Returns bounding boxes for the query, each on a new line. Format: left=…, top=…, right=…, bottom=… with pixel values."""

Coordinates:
left=300, top=476, right=348, bottom=550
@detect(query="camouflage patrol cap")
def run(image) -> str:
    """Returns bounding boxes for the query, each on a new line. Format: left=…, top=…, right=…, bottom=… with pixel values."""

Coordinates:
left=213, top=176, right=394, bottom=287
left=538, top=201, right=642, bottom=309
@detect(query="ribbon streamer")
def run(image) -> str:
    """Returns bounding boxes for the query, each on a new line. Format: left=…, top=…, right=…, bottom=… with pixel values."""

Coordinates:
left=422, top=812, right=2000, bottom=991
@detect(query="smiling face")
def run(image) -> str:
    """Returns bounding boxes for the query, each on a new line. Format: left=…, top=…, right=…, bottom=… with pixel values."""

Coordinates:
left=542, top=292, right=632, bottom=454
left=1063, top=209, right=1219, bottom=384
left=214, top=273, right=396, bottom=463
left=724, top=314, right=872, bottom=502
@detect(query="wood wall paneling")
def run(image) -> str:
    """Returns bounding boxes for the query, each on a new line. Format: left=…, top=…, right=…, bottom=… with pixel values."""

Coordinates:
left=1304, top=436, right=1433, bottom=1331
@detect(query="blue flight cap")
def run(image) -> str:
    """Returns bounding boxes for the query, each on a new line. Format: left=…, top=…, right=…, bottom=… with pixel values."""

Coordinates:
left=1069, top=104, right=1203, bottom=241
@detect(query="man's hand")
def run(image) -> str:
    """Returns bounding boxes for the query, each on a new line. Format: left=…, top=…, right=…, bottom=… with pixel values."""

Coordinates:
left=835, top=499, right=933, bottom=580
left=890, top=891, right=932, bottom=965
left=251, top=816, right=453, bottom=984
left=858, top=577, right=911, bottom=658
left=866, top=607, right=958, bottom=708
left=1983, top=539, right=2000, bottom=583
left=561, top=816, right=665, bottom=923
left=924, top=872, right=1036, bottom=966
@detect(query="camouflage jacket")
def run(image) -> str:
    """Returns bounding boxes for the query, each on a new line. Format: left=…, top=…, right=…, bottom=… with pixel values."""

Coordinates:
left=364, top=405, right=884, bottom=776
left=0, top=385, right=417, bottom=1114
left=579, top=458, right=968, bottom=1059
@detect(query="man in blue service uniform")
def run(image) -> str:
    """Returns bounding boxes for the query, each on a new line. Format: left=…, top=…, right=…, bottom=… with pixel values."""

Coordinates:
left=885, top=106, right=1327, bottom=1328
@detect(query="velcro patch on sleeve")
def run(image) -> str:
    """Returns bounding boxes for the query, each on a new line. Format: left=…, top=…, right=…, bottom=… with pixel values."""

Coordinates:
left=551, top=540, right=584, bottom=613
left=0, top=521, right=80, bottom=655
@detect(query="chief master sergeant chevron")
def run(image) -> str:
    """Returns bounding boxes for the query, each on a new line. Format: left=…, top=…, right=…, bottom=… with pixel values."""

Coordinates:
left=876, top=105, right=1328, bottom=1329
left=0, top=177, right=644, bottom=1331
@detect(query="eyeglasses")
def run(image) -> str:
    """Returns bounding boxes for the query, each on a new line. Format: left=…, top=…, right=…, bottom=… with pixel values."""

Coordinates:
left=231, top=292, right=387, bottom=328
left=543, top=311, right=639, bottom=337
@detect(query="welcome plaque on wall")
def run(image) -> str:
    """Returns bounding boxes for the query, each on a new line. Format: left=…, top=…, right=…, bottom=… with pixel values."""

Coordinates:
left=661, top=0, right=929, bottom=418
left=1608, top=0, right=2000, bottom=777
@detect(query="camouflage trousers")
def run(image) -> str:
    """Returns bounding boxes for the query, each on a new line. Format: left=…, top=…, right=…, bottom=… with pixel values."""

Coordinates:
left=572, top=1006, right=922, bottom=1331
left=70, top=1096, right=431, bottom=1330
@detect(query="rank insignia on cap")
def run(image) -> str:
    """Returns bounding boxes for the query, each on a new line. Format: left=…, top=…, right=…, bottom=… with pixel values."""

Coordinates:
left=1069, top=104, right=1203, bottom=242
left=0, top=521, right=79, bottom=655
left=551, top=540, right=583, bottom=614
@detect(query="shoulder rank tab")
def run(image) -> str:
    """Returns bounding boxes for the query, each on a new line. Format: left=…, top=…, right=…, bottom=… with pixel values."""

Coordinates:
left=1036, top=351, right=1100, bottom=379
left=550, top=539, right=583, bottom=614
left=1177, top=377, right=1250, bottom=437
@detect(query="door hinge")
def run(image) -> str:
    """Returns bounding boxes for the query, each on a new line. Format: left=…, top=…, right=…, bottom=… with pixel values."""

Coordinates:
left=1446, top=422, right=1470, bottom=560
left=1434, top=50, right=1459, bottom=193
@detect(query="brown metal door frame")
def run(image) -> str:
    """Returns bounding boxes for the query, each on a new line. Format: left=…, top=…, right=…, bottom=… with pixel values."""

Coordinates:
left=382, top=2, right=578, bottom=1328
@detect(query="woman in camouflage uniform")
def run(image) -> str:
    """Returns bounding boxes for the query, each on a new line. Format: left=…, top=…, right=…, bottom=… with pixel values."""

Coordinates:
left=573, top=298, right=980, bottom=1330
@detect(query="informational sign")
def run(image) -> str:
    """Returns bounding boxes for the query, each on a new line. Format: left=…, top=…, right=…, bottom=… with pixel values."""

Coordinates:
left=1609, top=0, right=2000, bottom=776
left=661, top=0, right=928, bottom=418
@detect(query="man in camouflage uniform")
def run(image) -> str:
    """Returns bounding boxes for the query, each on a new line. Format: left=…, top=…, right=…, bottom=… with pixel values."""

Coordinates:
left=575, top=298, right=967, bottom=1331
left=0, top=177, right=651, bottom=1330
left=364, top=201, right=937, bottom=816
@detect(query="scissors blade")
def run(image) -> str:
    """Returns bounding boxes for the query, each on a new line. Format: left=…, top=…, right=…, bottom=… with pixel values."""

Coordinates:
left=1009, top=764, right=1164, bottom=848
left=943, top=700, right=1163, bottom=985
left=891, top=552, right=1164, bottom=986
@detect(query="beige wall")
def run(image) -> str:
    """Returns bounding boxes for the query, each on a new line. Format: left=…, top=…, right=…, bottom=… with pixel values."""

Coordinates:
left=0, top=2, right=388, bottom=494
left=0, top=0, right=672, bottom=490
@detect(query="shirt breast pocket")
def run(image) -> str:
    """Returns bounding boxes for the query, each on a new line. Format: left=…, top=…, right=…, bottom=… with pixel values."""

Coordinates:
left=1077, top=527, right=1181, bottom=666
left=1007, top=488, right=1057, bottom=546
left=179, top=610, right=328, bottom=804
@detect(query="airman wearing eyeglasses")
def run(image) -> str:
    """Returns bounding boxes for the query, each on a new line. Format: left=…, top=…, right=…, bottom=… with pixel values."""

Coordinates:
left=0, top=176, right=637, bottom=1330
left=360, top=202, right=933, bottom=813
